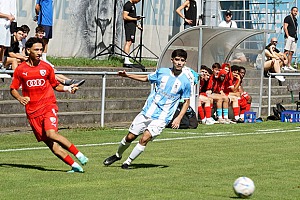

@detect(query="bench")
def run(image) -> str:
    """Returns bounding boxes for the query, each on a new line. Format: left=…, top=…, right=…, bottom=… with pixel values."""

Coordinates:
left=287, top=83, right=300, bottom=110
left=0, top=74, right=11, bottom=79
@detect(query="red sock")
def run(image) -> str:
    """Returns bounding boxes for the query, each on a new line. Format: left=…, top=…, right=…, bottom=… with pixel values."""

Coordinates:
left=233, top=107, right=240, bottom=118
left=246, top=104, right=251, bottom=111
left=204, top=106, right=211, bottom=118
left=68, top=144, right=79, bottom=156
left=198, top=106, right=205, bottom=120
left=63, top=155, right=75, bottom=166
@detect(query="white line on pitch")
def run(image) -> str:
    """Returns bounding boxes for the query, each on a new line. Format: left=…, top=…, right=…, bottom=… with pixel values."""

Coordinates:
left=257, top=129, right=281, bottom=132
left=168, top=131, right=232, bottom=135
left=0, top=129, right=298, bottom=153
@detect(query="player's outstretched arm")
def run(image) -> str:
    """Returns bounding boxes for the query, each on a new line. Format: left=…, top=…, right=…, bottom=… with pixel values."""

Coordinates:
left=118, top=70, right=148, bottom=82
left=55, top=84, right=78, bottom=94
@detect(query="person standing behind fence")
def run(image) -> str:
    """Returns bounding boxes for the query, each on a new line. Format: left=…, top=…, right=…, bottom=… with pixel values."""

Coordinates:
left=0, top=0, right=16, bottom=68
left=283, top=6, right=298, bottom=69
left=34, top=0, right=53, bottom=65
left=123, top=0, right=142, bottom=65
left=218, top=10, right=237, bottom=28
left=219, top=10, right=247, bottom=64
left=176, top=0, right=198, bottom=29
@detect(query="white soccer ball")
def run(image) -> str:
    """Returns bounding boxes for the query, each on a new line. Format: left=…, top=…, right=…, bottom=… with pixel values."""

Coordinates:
left=233, top=177, right=255, bottom=198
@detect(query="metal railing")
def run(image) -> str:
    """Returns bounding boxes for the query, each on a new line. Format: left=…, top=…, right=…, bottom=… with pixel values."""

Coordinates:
left=268, top=72, right=299, bottom=116
left=0, top=69, right=150, bottom=127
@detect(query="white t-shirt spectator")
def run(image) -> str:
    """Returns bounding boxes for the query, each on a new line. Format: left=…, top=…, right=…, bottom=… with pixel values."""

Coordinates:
left=218, top=20, right=238, bottom=28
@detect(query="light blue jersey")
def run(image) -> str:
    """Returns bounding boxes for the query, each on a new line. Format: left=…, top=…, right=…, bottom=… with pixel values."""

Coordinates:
left=141, top=68, right=191, bottom=124
left=36, top=0, right=53, bottom=26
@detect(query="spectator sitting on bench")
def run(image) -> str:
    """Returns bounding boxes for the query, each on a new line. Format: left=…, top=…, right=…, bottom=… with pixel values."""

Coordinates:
left=266, top=37, right=290, bottom=71
left=20, top=24, right=30, bottom=55
left=264, top=43, right=285, bottom=82
left=3, top=27, right=27, bottom=70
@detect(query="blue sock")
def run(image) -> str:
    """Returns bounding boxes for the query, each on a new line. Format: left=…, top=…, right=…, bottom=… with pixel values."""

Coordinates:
left=217, top=108, right=222, bottom=118
left=223, top=109, right=229, bottom=119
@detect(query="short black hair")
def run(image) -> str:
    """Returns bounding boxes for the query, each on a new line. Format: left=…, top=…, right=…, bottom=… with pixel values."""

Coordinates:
left=212, top=62, right=221, bottom=69
left=207, top=68, right=213, bottom=75
left=231, top=65, right=240, bottom=72
left=21, top=25, right=30, bottom=33
left=291, top=6, right=298, bottom=11
left=25, top=37, right=45, bottom=49
left=239, top=66, right=246, bottom=73
left=201, top=64, right=208, bottom=70
left=35, top=25, right=45, bottom=33
left=14, top=27, right=25, bottom=33
left=171, top=49, right=187, bottom=60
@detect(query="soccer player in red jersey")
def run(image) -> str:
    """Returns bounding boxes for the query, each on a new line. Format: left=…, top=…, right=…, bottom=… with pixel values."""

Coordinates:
left=198, top=65, right=215, bottom=125
left=10, top=37, right=88, bottom=173
left=221, top=64, right=241, bottom=122
left=206, top=63, right=230, bottom=123
left=238, top=66, right=252, bottom=120
left=213, top=69, right=232, bottom=123
left=228, top=65, right=251, bottom=122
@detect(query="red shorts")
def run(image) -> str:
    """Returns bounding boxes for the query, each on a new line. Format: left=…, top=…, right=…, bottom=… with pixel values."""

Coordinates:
left=200, top=92, right=207, bottom=97
left=239, top=97, right=248, bottom=108
left=28, top=104, right=59, bottom=142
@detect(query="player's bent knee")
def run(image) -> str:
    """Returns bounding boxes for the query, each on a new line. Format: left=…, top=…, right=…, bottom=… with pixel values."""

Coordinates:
left=125, top=133, right=137, bottom=142
left=139, top=133, right=152, bottom=146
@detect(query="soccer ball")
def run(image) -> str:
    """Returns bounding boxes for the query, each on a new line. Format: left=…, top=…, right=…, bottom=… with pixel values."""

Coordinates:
left=233, top=177, right=255, bottom=198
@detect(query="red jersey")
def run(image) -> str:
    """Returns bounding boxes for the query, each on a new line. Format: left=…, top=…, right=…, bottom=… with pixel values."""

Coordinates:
left=206, top=75, right=217, bottom=91
left=223, top=76, right=234, bottom=94
left=10, top=61, right=60, bottom=118
left=200, top=79, right=209, bottom=93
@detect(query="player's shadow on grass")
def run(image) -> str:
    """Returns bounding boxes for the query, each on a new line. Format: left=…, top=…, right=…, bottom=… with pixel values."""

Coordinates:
left=0, top=163, right=65, bottom=172
left=105, top=163, right=169, bottom=169
left=130, top=163, right=169, bottom=169
left=118, top=163, right=169, bottom=169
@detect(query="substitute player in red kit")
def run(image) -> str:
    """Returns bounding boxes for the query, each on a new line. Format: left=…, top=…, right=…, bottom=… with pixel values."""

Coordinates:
left=10, top=37, right=88, bottom=173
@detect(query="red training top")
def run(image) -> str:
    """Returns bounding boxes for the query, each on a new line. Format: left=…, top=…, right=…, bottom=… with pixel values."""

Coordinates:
left=10, top=61, right=60, bottom=118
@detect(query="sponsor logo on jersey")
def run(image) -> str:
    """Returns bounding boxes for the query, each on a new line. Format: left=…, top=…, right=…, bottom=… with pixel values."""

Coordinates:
left=22, top=72, right=28, bottom=76
left=26, top=79, right=46, bottom=87
left=50, top=117, right=57, bottom=127
left=40, top=70, right=46, bottom=76
left=52, top=108, right=57, bottom=116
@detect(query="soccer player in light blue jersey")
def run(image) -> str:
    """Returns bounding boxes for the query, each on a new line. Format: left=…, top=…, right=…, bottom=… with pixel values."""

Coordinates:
left=103, top=49, right=191, bottom=169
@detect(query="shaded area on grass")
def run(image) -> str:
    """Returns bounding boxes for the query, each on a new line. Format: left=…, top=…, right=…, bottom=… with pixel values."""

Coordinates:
left=0, top=163, right=65, bottom=172
left=103, top=163, right=169, bottom=169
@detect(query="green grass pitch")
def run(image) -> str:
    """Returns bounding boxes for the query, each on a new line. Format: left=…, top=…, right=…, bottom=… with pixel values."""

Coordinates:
left=1, top=121, right=300, bottom=199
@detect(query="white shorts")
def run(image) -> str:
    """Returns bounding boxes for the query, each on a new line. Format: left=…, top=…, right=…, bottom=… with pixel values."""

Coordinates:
left=0, top=24, right=11, bottom=47
left=129, top=113, right=166, bottom=138
left=284, top=36, right=297, bottom=52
